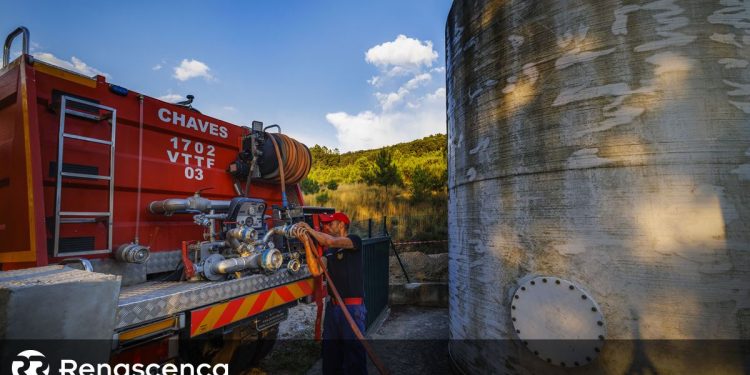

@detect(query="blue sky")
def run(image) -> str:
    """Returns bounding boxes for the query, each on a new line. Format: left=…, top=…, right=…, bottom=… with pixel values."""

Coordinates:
left=4, top=1, right=453, bottom=152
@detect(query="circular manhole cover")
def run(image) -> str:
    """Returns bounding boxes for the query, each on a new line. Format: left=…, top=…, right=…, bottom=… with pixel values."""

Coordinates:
left=511, top=276, right=606, bottom=367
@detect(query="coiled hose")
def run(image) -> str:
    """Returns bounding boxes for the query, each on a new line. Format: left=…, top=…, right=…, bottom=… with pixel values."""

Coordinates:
left=264, top=133, right=311, bottom=185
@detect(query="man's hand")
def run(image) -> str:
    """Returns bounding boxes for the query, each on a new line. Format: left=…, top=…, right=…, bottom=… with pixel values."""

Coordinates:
left=296, top=221, right=354, bottom=249
left=291, top=222, right=311, bottom=238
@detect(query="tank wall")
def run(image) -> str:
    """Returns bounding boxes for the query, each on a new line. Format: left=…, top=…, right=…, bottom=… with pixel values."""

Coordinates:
left=446, top=0, right=750, bottom=373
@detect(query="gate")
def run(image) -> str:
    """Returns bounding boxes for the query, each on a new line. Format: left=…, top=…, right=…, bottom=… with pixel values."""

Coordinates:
left=362, top=236, right=389, bottom=329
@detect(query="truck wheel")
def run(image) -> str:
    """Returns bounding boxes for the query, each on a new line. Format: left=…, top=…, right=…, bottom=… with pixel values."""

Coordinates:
left=184, top=326, right=279, bottom=374
left=249, top=326, right=279, bottom=365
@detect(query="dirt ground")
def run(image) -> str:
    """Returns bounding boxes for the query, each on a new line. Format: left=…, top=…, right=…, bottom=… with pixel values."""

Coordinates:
left=306, top=305, right=451, bottom=375
left=245, top=303, right=450, bottom=374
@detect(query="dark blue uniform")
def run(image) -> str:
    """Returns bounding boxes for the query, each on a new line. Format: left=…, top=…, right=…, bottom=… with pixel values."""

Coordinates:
left=322, top=234, right=367, bottom=375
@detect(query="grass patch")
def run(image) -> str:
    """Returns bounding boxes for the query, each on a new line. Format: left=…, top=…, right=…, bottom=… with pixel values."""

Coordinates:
left=303, top=183, right=447, bottom=243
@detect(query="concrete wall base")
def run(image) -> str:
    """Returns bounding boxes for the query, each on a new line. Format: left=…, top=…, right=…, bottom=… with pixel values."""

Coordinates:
left=389, top=282, right=448, bottom=307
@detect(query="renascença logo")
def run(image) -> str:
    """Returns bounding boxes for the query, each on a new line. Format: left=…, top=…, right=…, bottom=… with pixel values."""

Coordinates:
left=12, top=350, right=50, bottom=375
left=10, top=350, right=228, bottom=375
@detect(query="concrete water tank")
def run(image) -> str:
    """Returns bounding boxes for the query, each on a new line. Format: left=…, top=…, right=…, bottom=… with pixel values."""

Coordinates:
left=446, top=0, right=750, bottom=373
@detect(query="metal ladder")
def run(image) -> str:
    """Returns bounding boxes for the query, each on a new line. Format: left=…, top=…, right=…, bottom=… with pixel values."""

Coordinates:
left=53, top=95, right=117, bottom=257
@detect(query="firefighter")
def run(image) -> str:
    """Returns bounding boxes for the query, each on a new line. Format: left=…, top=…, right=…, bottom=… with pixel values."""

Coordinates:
left=298, top=212, right=367, bottom=375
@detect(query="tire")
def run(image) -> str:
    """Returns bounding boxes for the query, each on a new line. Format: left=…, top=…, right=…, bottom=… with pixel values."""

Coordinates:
left=249, top=326, right=278, bottom=365
left=184, top=325, right=279, bottom=374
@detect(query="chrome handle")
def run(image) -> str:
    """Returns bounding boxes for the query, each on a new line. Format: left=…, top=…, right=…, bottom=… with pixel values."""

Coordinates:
left=3, top=26, right=29, bottom=68
left=60, top=258, right=94, bottom=272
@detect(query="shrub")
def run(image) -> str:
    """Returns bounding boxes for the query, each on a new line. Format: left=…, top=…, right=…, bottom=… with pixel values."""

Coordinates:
left=300, top=178, right=320, bottom=194
left=316, top=192, right=330, bottom=205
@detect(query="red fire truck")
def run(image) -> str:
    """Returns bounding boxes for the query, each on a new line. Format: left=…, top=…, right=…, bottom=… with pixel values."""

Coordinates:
left=0, top=26, right=328, bottom=370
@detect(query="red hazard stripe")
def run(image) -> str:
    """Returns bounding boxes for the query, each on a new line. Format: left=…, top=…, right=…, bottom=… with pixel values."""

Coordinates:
left=190, top=307, right=211, bottom=335
left=213, top=297, right=244, bottom=329
left=249, top=290, right=273, bottom=315
left=275, top=285, right=295, bottom=302
left=298, top=279, right=313, bottom=295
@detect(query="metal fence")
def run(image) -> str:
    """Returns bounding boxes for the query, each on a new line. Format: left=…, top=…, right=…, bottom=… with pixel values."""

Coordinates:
left=350, top=215, right=447, bottom=241
left=361, top=236, right=390, bottom=329
left=350, top=215, right=448, bottom=256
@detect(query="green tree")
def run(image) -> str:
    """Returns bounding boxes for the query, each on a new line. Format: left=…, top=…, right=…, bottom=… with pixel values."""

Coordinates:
left=409, top=166, right=433, bottom=202
left=326, top=180, right=339, bottom=191
left=363, top=148, right=403, bottom=195
left=316, top=192, right=330, bottom=205
left=300, top=178, right=320, bottom=194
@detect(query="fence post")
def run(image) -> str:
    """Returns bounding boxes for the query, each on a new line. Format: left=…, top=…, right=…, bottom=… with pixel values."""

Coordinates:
left=382, top=216, right=387, bottom=236
left=368, top=218, right=373, bottom=238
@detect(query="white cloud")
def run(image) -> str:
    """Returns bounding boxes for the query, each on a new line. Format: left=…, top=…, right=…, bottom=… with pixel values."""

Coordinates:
left=173, top=59, right=212, bottom=81
left=365, top=35, right=438, bottom=70
left=326, top=87, right=445, bottom=152
left=158, top=93, right=184, bottom=103
left=222, top=106, right=237, bottom=111
left=325, top=36, right=445, bottom=151
left=367, top=76, right=382, bottom=87
left=375, top=88, right=409, bottom=111
left=372, top=69, right=433, bottom=111
left=404, top=73, right=432, bottom=90
left=33, top=52, right=109, bottom=78
left=152, top=64, right=162, bottom=71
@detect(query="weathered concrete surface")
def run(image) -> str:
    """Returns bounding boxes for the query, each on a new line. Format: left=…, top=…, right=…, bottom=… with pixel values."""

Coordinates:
left=389, top=252, right=449, bottom=284
left=0, top=265, right=121, bottom=364
left=390, top=282, right=449, bottom=307
left=447, top=0, right=750, bottom=374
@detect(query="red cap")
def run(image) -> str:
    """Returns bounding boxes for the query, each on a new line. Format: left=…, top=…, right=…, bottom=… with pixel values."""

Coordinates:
left=319, top=212, right=350, bottom=225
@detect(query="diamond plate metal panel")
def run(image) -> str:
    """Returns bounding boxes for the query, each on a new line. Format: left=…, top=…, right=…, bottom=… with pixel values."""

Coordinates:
left=116, top=267, right=312, bottom=329
left=145, top=250, right=182, bottom=274
left=90, top=258, right=146, bottom=286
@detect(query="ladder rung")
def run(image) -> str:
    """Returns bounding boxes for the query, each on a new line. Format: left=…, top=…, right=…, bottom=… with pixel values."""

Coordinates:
left=63, top=133, right=112, bottom=145
left=60, top=211, right=111, bottom=217
left=60, top=249, right=111, bottom=256
left=65, top=108, right=103, bottom=121
left=60, top=171, right=111, bottom=180
left=60, top=218, right=101, bottom=223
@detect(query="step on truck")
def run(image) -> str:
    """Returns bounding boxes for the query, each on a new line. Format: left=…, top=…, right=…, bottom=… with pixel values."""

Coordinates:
left=0, top=26, right=329, bottom=373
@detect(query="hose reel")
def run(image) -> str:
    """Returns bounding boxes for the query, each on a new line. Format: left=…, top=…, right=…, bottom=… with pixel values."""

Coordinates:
left=227, top=130, right=311, bottom=186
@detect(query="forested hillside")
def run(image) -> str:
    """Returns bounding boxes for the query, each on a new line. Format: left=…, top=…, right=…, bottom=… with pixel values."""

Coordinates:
left=305, top=133, right=446, bottom=192
left=301, top=134, right=448, bottom=249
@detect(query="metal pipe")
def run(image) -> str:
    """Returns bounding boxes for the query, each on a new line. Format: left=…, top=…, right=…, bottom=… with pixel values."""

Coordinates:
left=3, top=26, right=29, bottom=68
left=226, top=237, right=242, bottom=250
left=227, top=227, right=257, bottom=243
left=148, top=197, right=230, bottom=215
left=212, top=253, right=261, bottom=274
left=262, top=224, right=291, bottom=243
left=134, top=95, right=144, bottom=243
left=210, top=248, right=283, bottom=274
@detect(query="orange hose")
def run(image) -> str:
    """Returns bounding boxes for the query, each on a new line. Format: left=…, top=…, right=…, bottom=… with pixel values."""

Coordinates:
left=263, top=134, right=311, bottom=185
left=300, top=233, right=322, bottom=277
left=268, top=134, right=287, bottom=205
